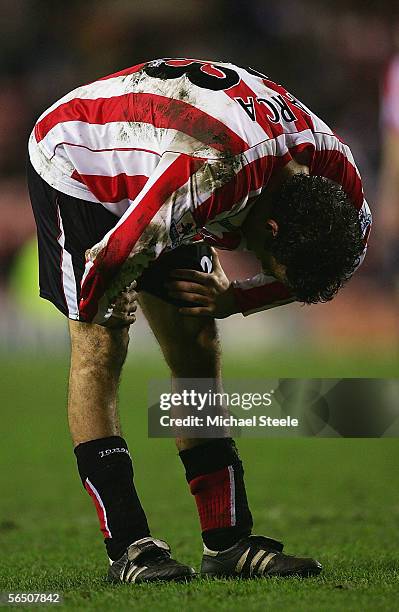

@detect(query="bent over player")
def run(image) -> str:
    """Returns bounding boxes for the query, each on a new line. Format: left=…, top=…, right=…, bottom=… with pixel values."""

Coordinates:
left=27, top=58, right=371, bottom=583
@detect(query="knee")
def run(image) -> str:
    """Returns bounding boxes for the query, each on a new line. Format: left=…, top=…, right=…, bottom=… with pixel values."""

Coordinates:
left=69, top=321, right=129, bottom=373
left=193, top=319, right=219, bottom=355
left=169, top=318, right=220, bottom=376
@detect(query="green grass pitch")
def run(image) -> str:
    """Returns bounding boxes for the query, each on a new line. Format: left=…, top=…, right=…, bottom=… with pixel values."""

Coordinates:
left=1, top=352, right=398, bottom=611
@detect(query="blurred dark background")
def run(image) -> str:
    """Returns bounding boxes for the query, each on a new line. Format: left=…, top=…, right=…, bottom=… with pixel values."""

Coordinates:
left=0, top=0, right=398, bottom=357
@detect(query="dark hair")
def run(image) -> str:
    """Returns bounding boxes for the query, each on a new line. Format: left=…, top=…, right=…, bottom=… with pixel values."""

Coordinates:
left=270, top=174, right=365, bottom=304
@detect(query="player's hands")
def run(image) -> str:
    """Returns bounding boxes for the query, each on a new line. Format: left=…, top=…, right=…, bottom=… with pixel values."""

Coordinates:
left=102, top=281, right=138, bottom=328
left=167, top=248, right=238, bottom=318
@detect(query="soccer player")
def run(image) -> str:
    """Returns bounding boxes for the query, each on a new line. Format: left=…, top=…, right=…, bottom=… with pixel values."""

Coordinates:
left=27, top=58, right=371, bottom=583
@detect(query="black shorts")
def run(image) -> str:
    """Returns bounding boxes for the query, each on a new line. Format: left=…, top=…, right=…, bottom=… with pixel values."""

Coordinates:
left=27, top=159, right=213, bottom=320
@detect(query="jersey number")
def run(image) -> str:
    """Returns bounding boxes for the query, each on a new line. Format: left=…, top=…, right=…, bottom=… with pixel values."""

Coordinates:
left=144, top=59, right=240, bottom=91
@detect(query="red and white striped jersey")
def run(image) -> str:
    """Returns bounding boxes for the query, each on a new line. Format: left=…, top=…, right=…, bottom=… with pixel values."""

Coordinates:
left=381, top=55, right=399, bottom=133
left=28, top=58, right=371, bottom=324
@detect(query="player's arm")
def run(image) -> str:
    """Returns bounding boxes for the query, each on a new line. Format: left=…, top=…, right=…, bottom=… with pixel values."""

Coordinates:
left=230, top=273, right=295, bottom=315
left=79, top=151, right=205, bottom=325
left=168, top=248, right=295, bottom=318
left=167, top=154, right=296, bottom=317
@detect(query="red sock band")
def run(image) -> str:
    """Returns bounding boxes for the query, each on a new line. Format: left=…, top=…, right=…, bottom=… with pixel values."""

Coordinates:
left=84, top=478, right=112, bottom=539
left=189, top=466, right=236, bottom=531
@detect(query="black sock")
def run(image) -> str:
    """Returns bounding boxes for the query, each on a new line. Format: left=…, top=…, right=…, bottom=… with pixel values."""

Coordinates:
left=74, top=436, right=150, bottom=560
left=179, top=438, right=253, bottom=551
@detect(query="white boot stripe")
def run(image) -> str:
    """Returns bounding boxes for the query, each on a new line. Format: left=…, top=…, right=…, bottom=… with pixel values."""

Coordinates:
left=258, top=552, right=276, bottom=575
left=235, top=547, right=250, bottom=573
left=125, top=564, right=138, bottom=582
left=130, top=566, right=148, bottom=583
left=250, top=550, right=266, bottom=575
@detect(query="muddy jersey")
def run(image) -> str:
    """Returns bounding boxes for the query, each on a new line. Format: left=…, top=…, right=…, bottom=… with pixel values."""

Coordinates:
left=29, top=58, right=371, bottom=323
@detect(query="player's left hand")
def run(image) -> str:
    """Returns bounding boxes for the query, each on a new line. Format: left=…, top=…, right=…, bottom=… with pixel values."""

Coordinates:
left=102, top=281, right=138, bottom=328
left=167, top=248, right=238, bottom=318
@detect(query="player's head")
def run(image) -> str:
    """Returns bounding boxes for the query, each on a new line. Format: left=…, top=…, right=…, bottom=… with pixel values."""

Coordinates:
left=255, top=174, right=365, bottom=304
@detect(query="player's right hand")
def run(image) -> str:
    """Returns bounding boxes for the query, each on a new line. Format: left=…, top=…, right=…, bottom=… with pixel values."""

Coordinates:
left=167, top=248, right=238, bottom=318
left=102, top=281, right=138, bottom=328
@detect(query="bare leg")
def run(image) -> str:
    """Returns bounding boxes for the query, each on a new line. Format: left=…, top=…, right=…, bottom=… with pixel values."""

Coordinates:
left=68, top=318, right=163, bottom=565
left=138, top=292, right=222, bottom=451
left=139, top=292, right=255, bottom=555
left=68, top=320, right=129, bottom=447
